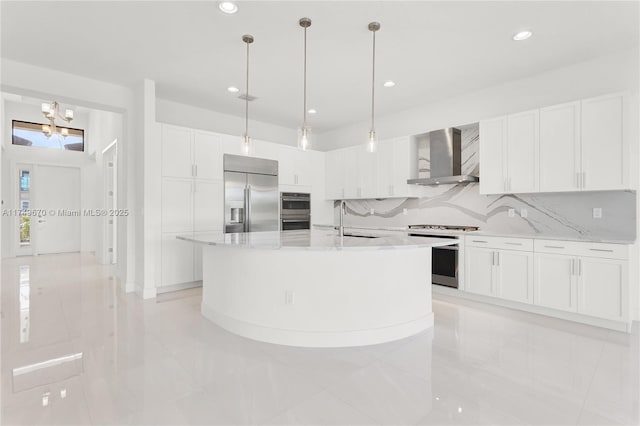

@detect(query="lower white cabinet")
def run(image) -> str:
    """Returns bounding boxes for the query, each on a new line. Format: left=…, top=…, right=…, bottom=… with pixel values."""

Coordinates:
left=465, top=241, right=533, bottom=304
left=534, top=252, right=628, bottom=321
left=465, top=237, right=629, bottom=325
left=534, top=253, right=576, bottom=312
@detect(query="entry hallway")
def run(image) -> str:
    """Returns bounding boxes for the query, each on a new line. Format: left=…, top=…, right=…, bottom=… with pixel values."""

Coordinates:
left=1, top=253, right=638, bottom=425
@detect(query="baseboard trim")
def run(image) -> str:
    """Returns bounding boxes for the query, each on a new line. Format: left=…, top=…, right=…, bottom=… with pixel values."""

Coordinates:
left=201, top=304, right=434, bottom=348
left=156, top=281, right=203, bottom=294
left=433, top=285, right=633, bottom=333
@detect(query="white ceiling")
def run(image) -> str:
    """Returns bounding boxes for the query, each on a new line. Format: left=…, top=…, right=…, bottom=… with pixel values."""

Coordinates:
left=2, top=1, right=638, bottom=134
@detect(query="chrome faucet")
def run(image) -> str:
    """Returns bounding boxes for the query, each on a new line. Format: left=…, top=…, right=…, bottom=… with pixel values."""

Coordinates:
left=339, top=200, right=347, bottom=236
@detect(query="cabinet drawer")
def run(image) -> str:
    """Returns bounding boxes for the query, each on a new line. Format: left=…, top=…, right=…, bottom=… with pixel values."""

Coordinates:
left=466, top=236, right=533, bottom=251
left=534, top=239, right=628, bottom=259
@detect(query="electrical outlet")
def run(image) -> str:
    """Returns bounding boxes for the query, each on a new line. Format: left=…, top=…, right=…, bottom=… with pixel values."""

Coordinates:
left=403, top=208, right=408, bottom=216
left=285, top=291, right=295, bottom=305
left=370, top=208, right=375, bottom=215
left=508, top=208, right=515, bottom=218
left=593, top=207, right=602, bottom=219
left=520, top=209, right=528, bottom=218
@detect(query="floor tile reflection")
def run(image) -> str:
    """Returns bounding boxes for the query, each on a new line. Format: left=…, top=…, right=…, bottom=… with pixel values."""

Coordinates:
left=1, top=253, right=638, bottom=425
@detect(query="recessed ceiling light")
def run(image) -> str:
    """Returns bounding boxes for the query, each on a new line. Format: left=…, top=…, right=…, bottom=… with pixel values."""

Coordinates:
left=308, top=109, right=317, bottom=114
left=219, top=1, right=238, bottom=14
left=383, top=80, right=395, bottom=87
left=227, top=86, right=239, bottom=93
left=512, top=30, right=532, bottom=41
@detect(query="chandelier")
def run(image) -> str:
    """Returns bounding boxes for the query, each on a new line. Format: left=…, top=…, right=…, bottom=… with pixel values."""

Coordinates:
left=41, top=101, right=74, bottom=138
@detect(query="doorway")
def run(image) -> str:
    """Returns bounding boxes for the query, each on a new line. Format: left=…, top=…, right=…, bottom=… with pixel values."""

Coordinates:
left=102, top=140, right=117, bottom=264
left=15, top=164, right=81, bottom=256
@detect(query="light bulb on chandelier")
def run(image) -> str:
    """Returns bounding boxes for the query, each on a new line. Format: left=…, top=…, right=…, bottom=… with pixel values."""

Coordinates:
left=41, top=101, right=73, bottom=138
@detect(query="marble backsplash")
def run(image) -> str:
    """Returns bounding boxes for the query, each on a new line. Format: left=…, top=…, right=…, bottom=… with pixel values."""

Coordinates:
left=335, top=123, right=636, bottom=241
left=336, top=185, right=636, bottom=241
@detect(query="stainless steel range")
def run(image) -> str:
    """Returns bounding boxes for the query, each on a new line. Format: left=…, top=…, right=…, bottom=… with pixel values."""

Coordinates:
left=408, top=224, right=479, bottom=288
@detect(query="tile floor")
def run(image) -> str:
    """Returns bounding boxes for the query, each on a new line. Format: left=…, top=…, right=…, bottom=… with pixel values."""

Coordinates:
left=1, top=253, right=638, bottom=425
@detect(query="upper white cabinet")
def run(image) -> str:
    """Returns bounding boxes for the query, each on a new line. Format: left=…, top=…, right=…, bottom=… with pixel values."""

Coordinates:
left=481, top=93, right=629, bottom=194
left=325, top=137, right=418, bottom=200
left=539, top=102, right=581, bottom=192
left=162, top=124, right=222, bottom=180
left=506, top=110, right=539, bottom=193
left=580, top=93, right=627, bottom=191
left=279, top=146, right=313, bottom=186
left=162, top=125, right=193, bottom=178
left=479, top=110, right=539, bottom=194
left=479, top=117, right=506, bottom=194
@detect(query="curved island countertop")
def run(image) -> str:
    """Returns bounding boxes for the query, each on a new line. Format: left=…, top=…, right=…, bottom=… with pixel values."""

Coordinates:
left=180, top=229, right=452, bottom=347
left=178, top=229, right=455, bottom=251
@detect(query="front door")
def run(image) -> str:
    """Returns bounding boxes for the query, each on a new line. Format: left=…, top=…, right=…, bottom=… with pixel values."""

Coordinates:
left=33, top=165, right=81, bottom=255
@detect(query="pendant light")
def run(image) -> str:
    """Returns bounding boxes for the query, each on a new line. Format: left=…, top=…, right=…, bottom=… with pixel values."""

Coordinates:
left=241, top=34, right=254, bottom=155
left=366, top=22, right=380, bottom=153
left=298, top=17, right=312, bottom=151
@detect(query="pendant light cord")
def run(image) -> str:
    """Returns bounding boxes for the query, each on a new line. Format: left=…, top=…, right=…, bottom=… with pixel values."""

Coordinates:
left=303, top=25, right=308, bottom=129
left=245, top=40, right=250, bottom=138
left=371, top=29, right=376, bottom=132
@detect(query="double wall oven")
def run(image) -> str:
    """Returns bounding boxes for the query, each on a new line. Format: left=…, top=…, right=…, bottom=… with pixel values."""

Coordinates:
left=280, top=192, right=311, bottom=230
left=408, top=224, right=479, bottom=289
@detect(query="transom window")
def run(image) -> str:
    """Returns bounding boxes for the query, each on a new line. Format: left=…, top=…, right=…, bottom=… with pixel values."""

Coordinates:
left=12, top=120, right=84, bottom=152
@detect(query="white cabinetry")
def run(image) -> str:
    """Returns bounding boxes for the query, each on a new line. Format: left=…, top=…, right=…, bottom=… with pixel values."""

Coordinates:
left=506, top=110, right=539, bottom=193
left=539, top=102, right=581, bottom=192
left=479, top=110, right=538, bottom=194
left=325, top=137, right=417, bottom=200
left=580, top=93, right=627, bottom=190
left=533, top=240, right=628, bottom=321
left=465, top=237, right=533, bottom=304
left=279, top=146, right=313, bottom=187
left=481, top=93, right=629, bottom=194
left=479, top=117, right=506, bottom=194
left=160, top=124, right=224, bottom=288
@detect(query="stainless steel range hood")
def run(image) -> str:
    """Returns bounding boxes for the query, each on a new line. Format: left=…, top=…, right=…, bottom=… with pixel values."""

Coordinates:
left=407, top=127, right=479, bottom=186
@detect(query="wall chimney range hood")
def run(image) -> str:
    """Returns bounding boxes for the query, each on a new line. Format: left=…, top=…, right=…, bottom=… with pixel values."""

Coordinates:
left=407, top=127, right=479, bottom=186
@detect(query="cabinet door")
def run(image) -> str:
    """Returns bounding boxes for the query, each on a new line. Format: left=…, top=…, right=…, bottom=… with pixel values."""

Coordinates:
left=278, top=148, right=296, bottom=185
left=293, top=149, right=313, bottom=186
left=496, top=250, right=533, bottom=304
left=376, top=141, right=394, bottom=197
left=577, top=257, right=627, bottom=320
left=193, top=131, right=222, bottom=180
left=342, top=148, right=358, bottom=199
left=581, top=94, right=627, bottom=190
left=392, top=137, right=415, bottom=197
left=325, top=150, right=344, bottom=199
left=534, top=253, right=576, bottom=312
left=162, top=125, right=193, bottom=178
left=506, top=110, right=539, bottom=193
left=465, top=247, right=495, bottom=296
left=161, top=233, right=194, bottom=286
left=161, top=178, right=193, bottom=233
left=356, top=149, right=376, bottom=198
left=194, top=180, right=223, bottom=232
left=479, top=117, right=507, bottom=194
left=539, top=102, right=581, bottom=192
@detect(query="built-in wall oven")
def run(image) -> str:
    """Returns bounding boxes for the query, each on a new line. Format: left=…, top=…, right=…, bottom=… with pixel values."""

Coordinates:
left=280, top=192, right=310, bottom=231
left=408, top=224, right=479, bottom=289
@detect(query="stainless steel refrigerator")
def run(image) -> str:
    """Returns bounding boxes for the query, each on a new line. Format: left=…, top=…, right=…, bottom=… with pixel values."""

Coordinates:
left=224, top=154, right=279, bottom=233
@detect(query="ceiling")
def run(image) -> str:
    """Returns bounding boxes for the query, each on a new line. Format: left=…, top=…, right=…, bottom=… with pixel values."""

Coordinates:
left=2, top=1, right=638, bottom=134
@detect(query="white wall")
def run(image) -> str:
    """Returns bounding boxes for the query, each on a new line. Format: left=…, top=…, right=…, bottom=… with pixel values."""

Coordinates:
left=157, top=98, right=297, bottom=147
left=319, top=49, right=639, bottom=150
left=1, top=59, right=136, bottom=291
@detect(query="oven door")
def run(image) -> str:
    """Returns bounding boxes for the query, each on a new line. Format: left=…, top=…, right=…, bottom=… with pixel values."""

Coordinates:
left=281, top=217, right=310, bottom=231
left=432, top=244, right=458, bottom=288
left=281, top=193, right=310, bottom=216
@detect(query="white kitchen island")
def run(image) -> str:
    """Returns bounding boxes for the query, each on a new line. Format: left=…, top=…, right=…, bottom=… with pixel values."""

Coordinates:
left=179, top=230, right=454, bottom=347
